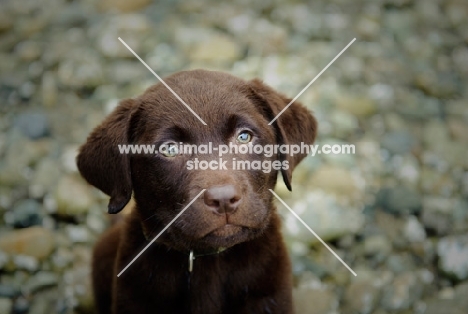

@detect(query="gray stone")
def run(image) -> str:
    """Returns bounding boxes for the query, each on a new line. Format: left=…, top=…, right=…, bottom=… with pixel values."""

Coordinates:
left=14, top=41, right=42, bottom=62
left=31, top=158, right=61, bottom=198
left=96, top=14, right=152, bottom=58
left=404, top=215, right=426, bottom=243
left=376, top=186, right=422, bottom=216
left=329, top=110, right=359, bottom=138
left=437, top=235, right=468, bottom=281
left=5, top=199, right=42, bottom=228
left=51, top=247, right=73, bottom=271
left=421, top=197, right=454, bottom=236
left=343, top=279, right=381, bottom=314
left=60, top=145, right=79, bottom=173
left=381, top=272, right=423, bottom=311
left=12, top=297, right=29, bottom=314
left=13, top=113, right=49, bottom=140
left=0, top=132, right=52, bottom=185
left=25, top=271, right=58, bottom=294
left=293, top=273, right=338, bottom=314
left=364, top=235, right=392, bottom=258
left=423, top=299, right=466, bottom=314
left=106, top=61, right=149, bottom=84
left=28, top=288, right=60, bottom=314
left=66, top=226, right=90, bottom=243
left=381, top=130, right=417, bottom=155
left=0, top=298, right=13, bottom=314
left=385, top=254, right=416, bottom=274
left=283, top=190, right=364, bottom=244
left=13, top=255, right=39, bottom=272
left=57, top=48, right=104, bottom=87
left=453, top=283, right=468, bottom=310
left=0, top=284, right=20, bottom=298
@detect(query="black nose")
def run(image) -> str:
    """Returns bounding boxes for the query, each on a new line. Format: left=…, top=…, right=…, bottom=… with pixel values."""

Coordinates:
left=204, top=185, right=241, bottom=214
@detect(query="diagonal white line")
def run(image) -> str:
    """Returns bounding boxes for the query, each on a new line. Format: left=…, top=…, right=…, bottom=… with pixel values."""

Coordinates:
left=269, top=38, right=356, bottom=125
left=117, top=189, right=206, bottom=277
left=118, top=37, right=207, bottom=126
left=269, top=189, right=357, bottom=276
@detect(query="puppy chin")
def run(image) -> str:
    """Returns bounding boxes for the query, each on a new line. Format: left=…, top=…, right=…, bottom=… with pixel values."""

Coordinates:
left=197, top=225, right=263, bottom=250
left=210, top=224, right=242, bottom=237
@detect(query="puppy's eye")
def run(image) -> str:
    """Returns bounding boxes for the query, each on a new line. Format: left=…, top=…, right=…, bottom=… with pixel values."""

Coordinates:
left=237, top=131, right=252, bottom=144
left=160, top=142, right=179, bottom=157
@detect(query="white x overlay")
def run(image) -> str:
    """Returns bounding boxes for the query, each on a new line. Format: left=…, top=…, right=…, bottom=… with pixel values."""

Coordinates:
left=269, top=38, right=356, bottom=125
left=117, top=189, right=206, bottom=277
left=269, top=189, right=357, bottom=276
left=118, top=37, right=207, bottom=125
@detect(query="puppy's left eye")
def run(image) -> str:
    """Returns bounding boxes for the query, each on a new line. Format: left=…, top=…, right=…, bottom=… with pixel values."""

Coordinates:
left=237, top=131, right=252, bottom=144
left=160, top=142, right=179, bottom=157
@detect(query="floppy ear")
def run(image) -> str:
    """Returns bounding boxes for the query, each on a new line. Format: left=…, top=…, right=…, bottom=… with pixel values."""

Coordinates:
left=76, top=99, right=137, bottom=214
left=248, top=79, right=317, bottom=191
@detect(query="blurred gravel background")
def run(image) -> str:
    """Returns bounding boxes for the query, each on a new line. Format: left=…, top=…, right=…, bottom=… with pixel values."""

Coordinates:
left=0, top=0, right=467, bottom=313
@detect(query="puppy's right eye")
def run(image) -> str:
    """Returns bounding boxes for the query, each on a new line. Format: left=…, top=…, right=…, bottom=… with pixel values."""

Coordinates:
left=237, top=131, right=252, bottom=144
left=160, top=142, right=179, bottom=157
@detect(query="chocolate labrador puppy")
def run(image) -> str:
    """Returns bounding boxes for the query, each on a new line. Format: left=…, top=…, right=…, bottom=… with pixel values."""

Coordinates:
left=77, top=70, right=317, bottom=314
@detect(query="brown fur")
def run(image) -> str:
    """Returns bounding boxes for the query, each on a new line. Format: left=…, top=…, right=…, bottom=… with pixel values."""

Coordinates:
left=77, top=70, right=317, bottom=314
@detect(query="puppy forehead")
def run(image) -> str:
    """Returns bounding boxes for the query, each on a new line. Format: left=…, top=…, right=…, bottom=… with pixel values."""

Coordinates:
left=137, top=72, right=262, bottom=127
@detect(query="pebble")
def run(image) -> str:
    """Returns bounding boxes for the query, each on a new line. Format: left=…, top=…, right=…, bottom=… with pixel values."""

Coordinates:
left=190, top=34, right=242, bottom=64
left=14, top=41, right=42, bottom=62
left=364, top=235, right=392, bottom=258
left=0, top=298, right=13, bottom=314
left=4, top=199, right=42, bottom=228
left=307, top=166, right=360, bottom=198
left=96, top=14, right=151, bottom=58
left=54, top=176, right=95, bottom=216
left=1, top=0, right=468, bottom=312
left=293, top=273, right=338, bottom=314
left=404, top=215, right=426, bottom=243
left=437, top=235, right=468, bottom=281
left=343, top=279, right=380, bottom=314
left=13, top=255, right=39, bottom=272
left=13, top=113, right=49, bottom=140
left=381, top=130, right=417, bottom=155
left=0, top=284, right=20, bottom=298
left=41, top=71, right=57, bottom=107
left=99, top=0, right=152, bottom=12
left=421, top=197, right=454, bottom=235
left=12, top=297, right=29, bottom=314
left=284, top=190, right=364, bottom=244
left=0, top=250, right=8, bottom=270
left=329, top=110, right=359, bottom=138
left=57, top=48, right=104, bottom=87
left=60, top=145, right=79, bottom=173
left=31, top=158, right=61, bottom=198
left=0, top=227, right=55, bottom=260
left=66, top=226, right=90, bottom=243
left=375, top=186, right=422, bottom=216
left=25, top=271, right=58, bottom=294
left=336, top=96, right=377, bottom=117
left=381, top=272, right=422, bottom=311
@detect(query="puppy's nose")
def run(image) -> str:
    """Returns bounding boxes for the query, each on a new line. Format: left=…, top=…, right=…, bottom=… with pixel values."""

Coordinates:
left=204, top=185, right=241, bottom=214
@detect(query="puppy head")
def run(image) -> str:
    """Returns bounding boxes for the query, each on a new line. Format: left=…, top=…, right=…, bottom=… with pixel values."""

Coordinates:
left=77, top=70, right=317, bottom=251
